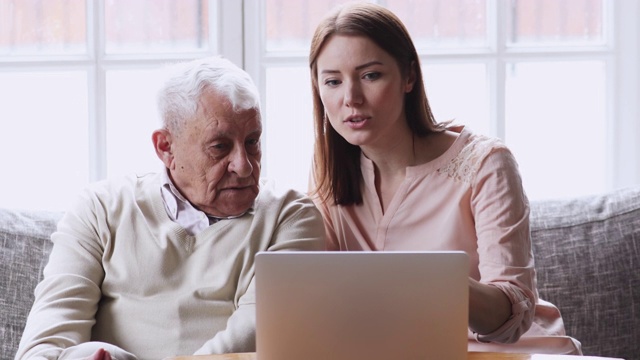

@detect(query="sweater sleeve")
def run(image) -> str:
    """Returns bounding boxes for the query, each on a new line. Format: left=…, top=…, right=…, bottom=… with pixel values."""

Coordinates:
left=15, top=190, right=135, bottom=360
left=193, top=187, right=326, bottom=354
left=470, top=147, right=536, bottom=344
left=192, top=283, right=258, bottom=355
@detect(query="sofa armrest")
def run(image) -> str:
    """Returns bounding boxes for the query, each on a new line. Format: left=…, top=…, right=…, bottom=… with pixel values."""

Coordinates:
left=0, top=207, right=62, bottom=359
left=530, top=186, right=640, bottom=360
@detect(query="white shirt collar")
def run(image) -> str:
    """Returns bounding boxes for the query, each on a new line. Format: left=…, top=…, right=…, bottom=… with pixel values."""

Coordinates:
left=159, top=169, right=253, bottom=234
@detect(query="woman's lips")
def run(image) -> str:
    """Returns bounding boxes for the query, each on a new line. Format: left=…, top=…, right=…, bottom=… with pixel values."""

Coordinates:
left=344, top=115, right=369, bottom=129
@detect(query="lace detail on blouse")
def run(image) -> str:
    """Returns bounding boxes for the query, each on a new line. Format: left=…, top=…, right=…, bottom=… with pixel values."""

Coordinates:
left=437, top=134, right=505, bottom=184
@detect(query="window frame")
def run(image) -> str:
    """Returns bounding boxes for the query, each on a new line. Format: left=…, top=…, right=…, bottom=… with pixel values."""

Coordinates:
left=1, top=0, right=638, bottom=210
left=0, top=0, right=244, bottom=183
left=612, top=0, right=640, bottom=189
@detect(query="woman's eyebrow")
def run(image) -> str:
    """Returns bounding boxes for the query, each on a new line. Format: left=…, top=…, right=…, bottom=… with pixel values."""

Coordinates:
left=355, top=60, right=383, bottom=70
left=320, top=60, right=384, bottom=74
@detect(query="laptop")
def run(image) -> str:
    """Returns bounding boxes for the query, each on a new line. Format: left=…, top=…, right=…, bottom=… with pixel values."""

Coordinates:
left=255, top=251, right=469, bottom=360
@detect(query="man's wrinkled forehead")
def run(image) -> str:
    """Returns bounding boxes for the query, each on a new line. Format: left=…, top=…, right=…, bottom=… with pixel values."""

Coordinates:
left=199, top=106, right=262, bottom=137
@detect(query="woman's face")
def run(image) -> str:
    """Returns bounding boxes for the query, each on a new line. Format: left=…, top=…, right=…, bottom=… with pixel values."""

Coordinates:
left=316, top=34, right=415, bottom=150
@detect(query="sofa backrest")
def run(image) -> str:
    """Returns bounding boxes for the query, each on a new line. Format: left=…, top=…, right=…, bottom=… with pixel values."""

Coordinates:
left=0, top=208, right=62, bottom=360
left=530, top=186, right=640, bottom=360
left=2, top=186, right=639, bottom=360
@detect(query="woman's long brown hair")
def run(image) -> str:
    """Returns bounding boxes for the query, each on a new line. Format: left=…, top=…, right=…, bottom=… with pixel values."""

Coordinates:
left=309, top=2, right=444, bottom=206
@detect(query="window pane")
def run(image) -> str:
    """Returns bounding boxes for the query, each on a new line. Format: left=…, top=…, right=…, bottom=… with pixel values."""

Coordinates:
left=508, top=0, right=604, bottom=47
left=264, top=66, right=314, bottom=193
left=0, top=0, right=86, bottom=55
left=104, top=0, right=209, bottom=54
left=106, top=68, right=165, bottom=178
left=386, top=0, right=487, bottom=49
left=265, top=0, right=487, bottom=53
left=265, top=0, right=344, bottom=53
left=422, top=62, right=489, bottom=135
left=0, top=71, right=89, bottom=211
left=505, top=61, right=607, bottom=200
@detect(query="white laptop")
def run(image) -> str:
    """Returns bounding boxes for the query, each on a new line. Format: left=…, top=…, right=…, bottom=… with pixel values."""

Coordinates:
left=255, top=251, right=469, bottom=360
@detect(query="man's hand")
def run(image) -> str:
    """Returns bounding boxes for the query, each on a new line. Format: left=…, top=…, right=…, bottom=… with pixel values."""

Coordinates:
left=84, top=348, right=113, bottom=360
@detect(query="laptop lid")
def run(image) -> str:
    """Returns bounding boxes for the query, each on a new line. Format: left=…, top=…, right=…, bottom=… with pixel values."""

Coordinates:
left=255, top=251, right=469, bottom=360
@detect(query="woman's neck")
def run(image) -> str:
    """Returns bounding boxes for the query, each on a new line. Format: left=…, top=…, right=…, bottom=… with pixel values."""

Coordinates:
left=361, top=128, right=416, bottom=177
left=362, top=129, right=459, bottom=177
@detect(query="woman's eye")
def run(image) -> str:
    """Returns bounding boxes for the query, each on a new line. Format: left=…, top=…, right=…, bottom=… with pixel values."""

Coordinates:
left=324, top=79, right=340, bottom=86
left=363, top=72, right=381, bottom=80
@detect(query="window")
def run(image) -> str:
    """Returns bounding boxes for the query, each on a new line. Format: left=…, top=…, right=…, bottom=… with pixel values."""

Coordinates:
left=1, top=0, right=638, bottom=211
left=246, top=0, right=640, bottom=201
left=0, top=0, right=243, bottom=211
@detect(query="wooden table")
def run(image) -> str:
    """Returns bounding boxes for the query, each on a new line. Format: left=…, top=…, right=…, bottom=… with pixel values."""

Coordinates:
left=168, top=353, right=622, bottom=360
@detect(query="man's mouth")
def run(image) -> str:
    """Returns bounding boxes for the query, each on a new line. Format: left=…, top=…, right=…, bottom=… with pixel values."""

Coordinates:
left=223, top=186, right=248, bottom=191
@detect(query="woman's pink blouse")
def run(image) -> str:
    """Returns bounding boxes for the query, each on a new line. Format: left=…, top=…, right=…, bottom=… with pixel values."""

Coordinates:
left=312, top=127, right=582, bottom=355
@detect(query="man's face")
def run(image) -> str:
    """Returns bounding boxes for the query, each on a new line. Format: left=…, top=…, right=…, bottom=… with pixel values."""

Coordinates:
left=166, top=88, right=262, bottom=218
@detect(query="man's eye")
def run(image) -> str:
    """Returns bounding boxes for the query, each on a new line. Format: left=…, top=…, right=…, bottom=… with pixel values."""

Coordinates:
left=211, top=143, right=229, bottom=152
left=246, top=139, right=261, bottom=153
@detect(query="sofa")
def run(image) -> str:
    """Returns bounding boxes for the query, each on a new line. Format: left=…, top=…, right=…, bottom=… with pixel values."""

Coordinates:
left=2, top=186, right=639, bottom=360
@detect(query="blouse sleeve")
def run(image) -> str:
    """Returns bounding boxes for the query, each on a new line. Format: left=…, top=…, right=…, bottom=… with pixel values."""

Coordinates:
left=470, top=146, right=536, bottom=343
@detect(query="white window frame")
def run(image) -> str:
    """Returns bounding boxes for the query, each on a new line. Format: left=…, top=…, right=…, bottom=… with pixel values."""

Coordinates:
left=2, top=0, right=638, bottom=209
left=612, top=0, right=640, bottom=189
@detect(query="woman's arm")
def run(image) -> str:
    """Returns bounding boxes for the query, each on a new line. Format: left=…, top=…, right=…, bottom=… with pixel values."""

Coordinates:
left=470, top=145, right=536, bottom=343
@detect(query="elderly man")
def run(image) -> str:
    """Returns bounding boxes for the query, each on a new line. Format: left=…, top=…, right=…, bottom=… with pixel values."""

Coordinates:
left=15, top=57, right=325, bottom=360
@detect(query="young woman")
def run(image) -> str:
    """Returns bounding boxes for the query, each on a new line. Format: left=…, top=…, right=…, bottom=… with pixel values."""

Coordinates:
left=308, top=2, right=581, bottom=355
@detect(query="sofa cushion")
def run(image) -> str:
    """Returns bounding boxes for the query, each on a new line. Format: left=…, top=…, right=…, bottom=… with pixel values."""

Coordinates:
left=530, top=186, right=640, bottom=360
left=0, top=208, right=62, bottom=359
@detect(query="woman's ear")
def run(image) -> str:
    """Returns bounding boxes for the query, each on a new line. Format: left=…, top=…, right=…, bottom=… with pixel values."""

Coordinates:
left=152, top=129, right=174, bottom=169
left=404, top=61, right=417, bottom=93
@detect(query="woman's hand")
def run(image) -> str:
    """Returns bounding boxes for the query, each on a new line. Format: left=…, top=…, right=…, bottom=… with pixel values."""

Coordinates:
left=468, top=278, right=511, bottom=335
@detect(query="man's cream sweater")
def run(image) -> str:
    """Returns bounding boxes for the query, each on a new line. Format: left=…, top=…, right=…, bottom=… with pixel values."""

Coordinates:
left=16, top=173, right=325, bottom=360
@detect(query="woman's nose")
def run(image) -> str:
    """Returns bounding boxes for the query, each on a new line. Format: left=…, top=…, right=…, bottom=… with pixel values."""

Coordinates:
left=344, top=81, right=364, bottom=107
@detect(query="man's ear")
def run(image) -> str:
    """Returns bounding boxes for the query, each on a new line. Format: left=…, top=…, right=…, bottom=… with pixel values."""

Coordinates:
left=152, top=129, right=174, bottom=169
left=404, top=61, right=417, bottom=93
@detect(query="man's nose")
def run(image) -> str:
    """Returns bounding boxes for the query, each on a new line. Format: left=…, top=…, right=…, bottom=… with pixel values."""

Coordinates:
left=227, top=147, right=253, bottom=177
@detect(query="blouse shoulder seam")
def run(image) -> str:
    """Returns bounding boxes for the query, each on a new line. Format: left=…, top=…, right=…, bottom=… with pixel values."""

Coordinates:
left=437, top=134, right=506, bottom=184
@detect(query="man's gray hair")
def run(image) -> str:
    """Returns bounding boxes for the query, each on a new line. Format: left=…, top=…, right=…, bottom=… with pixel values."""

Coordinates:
left=157, top=56, right=261, bottom=132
